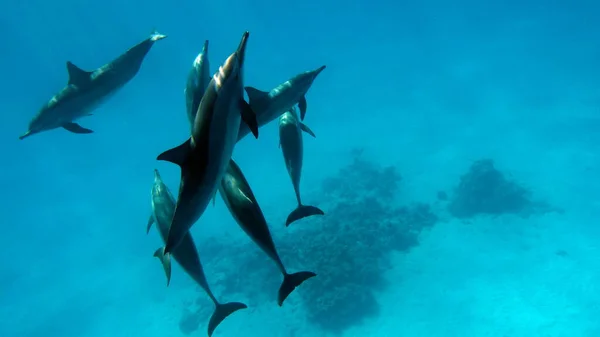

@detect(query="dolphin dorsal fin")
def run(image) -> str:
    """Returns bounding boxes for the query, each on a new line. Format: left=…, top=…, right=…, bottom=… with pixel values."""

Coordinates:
left=244, top=86, right=269, bottom=103
left=66, top=61, right=93, bottom=87
left=157, top=138, right=191, bottom=167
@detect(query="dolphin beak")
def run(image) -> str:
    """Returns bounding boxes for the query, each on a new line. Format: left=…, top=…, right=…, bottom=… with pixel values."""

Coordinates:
left=19, top=130, right=32, bottom=140
left=313, top=65, right=326, bottom=77
left=150, top=32, right=167, bottom=42
left=236, top=31, right=250, bottom=65
left=202, top=40, right=209, bottom=53
left=153, top=169, right=161, bottom=181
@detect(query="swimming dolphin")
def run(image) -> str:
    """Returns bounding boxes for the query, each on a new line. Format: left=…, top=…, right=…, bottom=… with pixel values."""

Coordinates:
left=184, top=40, right=211, bottom=127
left=279, top=106, right=323, bottom=226
left=19, top=31, right=167, bottom=140
left=237, top=65, right=326, bottom=141
left=157, top=31, right=258, bottom=255
left=148, top=169, right=246, bottom=337
left=219, top=159, right=316, bottom=305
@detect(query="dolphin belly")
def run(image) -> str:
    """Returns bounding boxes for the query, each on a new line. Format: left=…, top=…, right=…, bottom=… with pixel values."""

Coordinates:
left=208, top=97, right=243, bottom=176
left=279, top=122, right=303, bottom=177
left=153, top=198, right=205, bottom=286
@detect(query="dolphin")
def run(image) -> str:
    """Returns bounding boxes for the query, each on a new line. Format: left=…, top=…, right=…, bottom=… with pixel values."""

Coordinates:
left=279, top=106, right=324, bottom=226
left=19, top=31, right=167, bottom=140
left=148, top=170, right=247, bottom=337
left=219, top=159, right=316, bottom=306
left=237, top=65, right=326, bottom=141
left=184, top=40, right=211, bottom=127
left=156, top=31, right=258, bottom=255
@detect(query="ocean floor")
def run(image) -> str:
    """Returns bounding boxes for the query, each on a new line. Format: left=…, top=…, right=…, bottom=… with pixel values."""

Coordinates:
left=350, top=211, right=599, bottom=337
left=88, top=209, right=600, bottom=337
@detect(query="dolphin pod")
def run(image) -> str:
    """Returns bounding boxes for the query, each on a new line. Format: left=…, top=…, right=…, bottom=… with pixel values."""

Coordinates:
left=19, top=28, right=328, bottom=337
left=156, top=31, right=259, bottom=256
left=154, top=33, right=326, bottom=336
left=20, top=31, right=166, bottom=140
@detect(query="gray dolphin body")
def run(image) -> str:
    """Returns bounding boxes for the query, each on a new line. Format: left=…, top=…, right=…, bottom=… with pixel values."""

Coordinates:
left=237, top=65, right=326, bottom=142
left=219, top=159, right=316, bottom=306
left=19, top=31, right=167, bottom=140
left=148, top=170, right=246, bottom=337
left=279, top=107, right=324, bottom=226
left=156, top=31, right=258, bottom=255
left=184, top=40, right=211, bottom=127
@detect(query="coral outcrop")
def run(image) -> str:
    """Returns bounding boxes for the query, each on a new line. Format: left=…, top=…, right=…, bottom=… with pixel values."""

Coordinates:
left=447, top=159, right=556, bottom=218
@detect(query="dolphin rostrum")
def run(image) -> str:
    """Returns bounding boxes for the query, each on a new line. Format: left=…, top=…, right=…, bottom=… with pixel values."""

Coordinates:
left=156, top=31, right=258, bottom=255
left=148, top=170, right=246, bottom=337
left=184, top=40, right=211, bottom=127
left=278, top=106, right=324, bottom=226
left=19, top=31, right=167, bottom=140
left=219, top=159, right=316, bottom=306
left=237, top=65, right=326, bottom=141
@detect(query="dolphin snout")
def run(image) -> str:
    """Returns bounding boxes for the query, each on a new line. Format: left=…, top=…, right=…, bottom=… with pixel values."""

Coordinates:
left=236, top=31, right=250, bottom=63
left=314, top=65, right=326, bottom=76
left=153, top=169, right=162, bottom=181
left=150, top=32, right=167, bottom=42
left=19, top=130, right=32, bottom=140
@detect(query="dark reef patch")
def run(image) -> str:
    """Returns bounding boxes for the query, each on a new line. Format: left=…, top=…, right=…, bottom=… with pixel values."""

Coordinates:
left=447, top=159, right=558, bottom=219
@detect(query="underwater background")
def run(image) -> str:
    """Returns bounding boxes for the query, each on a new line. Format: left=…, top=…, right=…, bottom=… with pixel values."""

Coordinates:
left=1, top=0, right=600, bottom=336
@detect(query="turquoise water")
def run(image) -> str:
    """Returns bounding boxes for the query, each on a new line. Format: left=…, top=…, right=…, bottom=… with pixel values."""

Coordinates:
left=2, top=1, right=600, bottom=336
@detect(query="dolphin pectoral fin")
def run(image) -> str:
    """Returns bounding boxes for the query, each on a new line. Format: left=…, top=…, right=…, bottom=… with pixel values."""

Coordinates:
left=66, top=61, right=93, bottom=87
left=153, top=247, right=172, bottom=286
left=146, top=213, right=155, bottom=234
left=285, top=205, right=325, bottom=227
left=157, top=139, right=191, bottom=167
left=299, top=123, right=316, bottom=138
left=298, top=96, right=307, bottom=120
left=278, top=271, right=317, bottom=306
left=239, top=100, right=259, bottom=139
left=62, top=122, right=93, bottom=134
left=244, top=86, right=269, bottom=104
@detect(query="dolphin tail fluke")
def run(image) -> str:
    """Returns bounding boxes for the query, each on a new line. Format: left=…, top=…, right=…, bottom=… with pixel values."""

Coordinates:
left=207, top=301, right=248, bottom=337
left=239, top=100, right=259, bottom=138
left=278, top=271, right=316, bottom=306
left=153, top=247, right=172, bottom=287
left=285, top=205, right=324, bottom=227
left=146, top=213, right=155, bottom=234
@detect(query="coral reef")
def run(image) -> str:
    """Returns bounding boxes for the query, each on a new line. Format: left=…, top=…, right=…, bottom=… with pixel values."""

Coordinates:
left=180, top=149, right=438, bottom=334
left=286, top=150, right=436, bottom=332
left=447, top=159, right=556, bottom=218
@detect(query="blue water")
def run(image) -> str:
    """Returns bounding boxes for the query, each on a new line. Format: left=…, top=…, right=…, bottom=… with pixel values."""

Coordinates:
left=2, top=0, right=600, bottom=336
